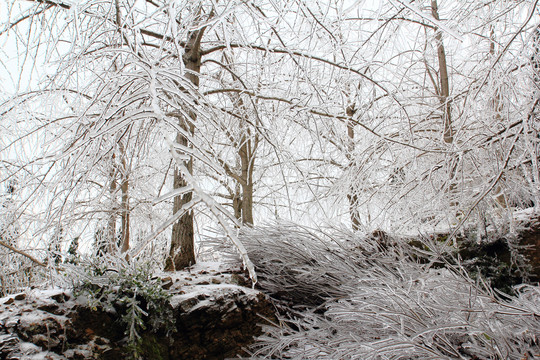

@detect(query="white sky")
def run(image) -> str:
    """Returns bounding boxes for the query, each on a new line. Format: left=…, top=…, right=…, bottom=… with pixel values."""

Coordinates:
left=0, top=0, right=52, bottom=97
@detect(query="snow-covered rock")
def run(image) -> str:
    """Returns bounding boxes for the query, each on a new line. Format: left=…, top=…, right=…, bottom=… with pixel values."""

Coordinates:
left=0, top=265, right=274, bottom=359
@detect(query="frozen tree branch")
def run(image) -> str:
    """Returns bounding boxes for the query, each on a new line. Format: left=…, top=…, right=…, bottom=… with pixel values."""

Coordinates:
left=0, top=240, right=46, bottom=267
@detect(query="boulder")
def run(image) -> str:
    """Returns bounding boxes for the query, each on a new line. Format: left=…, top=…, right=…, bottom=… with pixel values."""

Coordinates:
left=0, top=265, right=275, bottom=360
left=406, top=211, right=540, bottom=294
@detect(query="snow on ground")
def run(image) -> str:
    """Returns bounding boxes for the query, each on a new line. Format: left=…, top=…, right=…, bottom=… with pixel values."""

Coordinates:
left=397, top=206, right=540, bottom=241
left=150, top=261, right=259, bottom=310
left=0, top=260, right=267, bottom=359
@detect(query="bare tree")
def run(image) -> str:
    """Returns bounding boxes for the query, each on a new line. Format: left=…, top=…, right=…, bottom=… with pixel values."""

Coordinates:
left=0, top=0, right=538, bottom=283
left=164, top=8, right=207, bottom=271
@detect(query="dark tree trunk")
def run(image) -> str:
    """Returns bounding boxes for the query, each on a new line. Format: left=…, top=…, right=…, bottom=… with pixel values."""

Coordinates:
left=165, top=165, right=195, bottom=270
left=165, top=25, right=205, bottom=271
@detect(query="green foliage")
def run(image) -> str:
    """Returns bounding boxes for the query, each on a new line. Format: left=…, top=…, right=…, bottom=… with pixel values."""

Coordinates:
left=74, top=260, right=174, bottom=359
left=131, top=333, right=168, bottom=360
left=64, top=237, right=80, bottom=265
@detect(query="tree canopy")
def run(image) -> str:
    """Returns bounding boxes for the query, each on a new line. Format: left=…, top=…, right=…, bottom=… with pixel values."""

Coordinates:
left=0, top=0, right=538, bottom=275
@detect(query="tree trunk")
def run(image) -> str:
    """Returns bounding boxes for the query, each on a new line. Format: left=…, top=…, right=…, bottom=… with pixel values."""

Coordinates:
left=346, top=104, right=361, bottom=231
left=165, top=27, right=205, bottom=271
left=166, top=165, right=195, bottom=271
left=241, top=172, right=254, bottom=225
left=488, top=27, right=507, bottom=208
left=233, top=183, right=242, bottom=221
left=220, top=47, right=257, bottom=226
left=239, top=122, right=255, bottom=225
left=119, top=140, right=130, bottom=254
left=431, top=0, right=453, bottom=144
left=532, top=24, right=540, bottom=89
left=222, top=76, right=257, bottom=226
left=106, top=154, right=117, bottom=254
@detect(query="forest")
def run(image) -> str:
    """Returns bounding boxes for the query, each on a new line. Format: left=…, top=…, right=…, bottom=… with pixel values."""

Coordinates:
left=0, top=0, right=539, bottom=359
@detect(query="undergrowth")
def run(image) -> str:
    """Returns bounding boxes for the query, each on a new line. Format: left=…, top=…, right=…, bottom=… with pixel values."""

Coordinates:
left=70, top=258, right=174, bottom=359
left=219, top=224, right=540, bottom=360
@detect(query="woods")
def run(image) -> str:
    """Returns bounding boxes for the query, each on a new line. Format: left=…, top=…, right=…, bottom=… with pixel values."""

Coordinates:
left=0, top=0, right=539, bottom=358
left=1, top=0, right=537, bottom=265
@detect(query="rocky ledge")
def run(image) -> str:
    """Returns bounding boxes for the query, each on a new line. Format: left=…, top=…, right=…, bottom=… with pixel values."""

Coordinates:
left=0, top=263, right=274, bottom=360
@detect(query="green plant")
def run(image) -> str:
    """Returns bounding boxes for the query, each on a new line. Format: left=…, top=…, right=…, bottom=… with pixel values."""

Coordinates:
left=74, top=259, right=174, bottom=359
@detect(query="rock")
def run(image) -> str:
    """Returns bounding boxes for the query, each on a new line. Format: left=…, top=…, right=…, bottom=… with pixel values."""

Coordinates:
left=456, top=237, right=526, bottom=293
left=3, top=316, right=19, bottom=328
left=406, top=213, right=540, bottom=294
left=0, top=334, right=19, bottom=354
left=31, top=333, right=62, bottom=349
left=0, top=267, right=275, bottom=360
left=169, top=285, right=274, bottom=359
left=50, top=292, right=70, bottom=303
left=37, top=303, right=60, bottom=314
left=3, top=298, right=14, bottom=305
left=16, top=312, right=66, bottom=354
left=18, top=342, right=42, bottom=356
left=67, top=305, right=125, bottom=345
left=161, top=276, right=174, bottom=290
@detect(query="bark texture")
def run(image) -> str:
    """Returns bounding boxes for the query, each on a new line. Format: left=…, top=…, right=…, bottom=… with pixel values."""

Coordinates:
left=165, top=25, right=205, bottom=271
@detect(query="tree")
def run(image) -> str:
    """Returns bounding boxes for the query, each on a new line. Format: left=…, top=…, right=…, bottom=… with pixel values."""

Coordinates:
left=164, top=7, right=206, bottom=271
left=1, top=0, right=268, bottom=277
left=0, top=0, right=538, bottom=282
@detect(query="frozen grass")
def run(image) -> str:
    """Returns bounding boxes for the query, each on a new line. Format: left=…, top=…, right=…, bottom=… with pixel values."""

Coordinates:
left=214, top=224, right=540, bottom=360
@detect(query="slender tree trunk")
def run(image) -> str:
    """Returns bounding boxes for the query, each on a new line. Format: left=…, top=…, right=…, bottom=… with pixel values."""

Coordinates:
left=238, top=117, right=255, bottom=225
left=220, top=48, right=257, bottom=226
left=431, top=0, right=459, bottom=212
left=488, top=26, right=504, bottom=124
left=223, top=80, right=257, bottom=226
left=120, top=179, right=130, bottom=253
left=233, top=183, right=242, bottom=221
left=165, top=27, right=205, bottom=271
left=240, top=154, right=254, bottom=225
left=532, top=24, right=540, bottom=89
left=346, top=104, right=361, bottom=231
left=488, top=27, right=508, bottom=208
left=107, top=154, right=117, bottom=253
left=119, top=140, right=130, bottom=253
left=431, top=0, right=453, bottom=144
left=530, top=26, right=540, bottom=207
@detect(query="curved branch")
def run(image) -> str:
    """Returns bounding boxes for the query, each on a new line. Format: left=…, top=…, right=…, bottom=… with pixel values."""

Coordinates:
left=0, top=240, right=46, bottom=267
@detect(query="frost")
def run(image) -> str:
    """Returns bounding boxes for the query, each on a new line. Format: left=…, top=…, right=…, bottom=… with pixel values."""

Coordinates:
left=236, top=224, right=540, bottom=360
left=389, top=0, right=463, bottom=41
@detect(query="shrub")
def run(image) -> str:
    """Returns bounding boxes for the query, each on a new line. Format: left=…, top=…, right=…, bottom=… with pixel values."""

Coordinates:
left=71, top=257, right=174, bottom=359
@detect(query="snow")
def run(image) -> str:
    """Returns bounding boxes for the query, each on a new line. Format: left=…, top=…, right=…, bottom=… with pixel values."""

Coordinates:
left=19, top=311, right=51, bottom=326
left=397, top=206, right=540, bottom=240
left=18, top=342, right=61, bottom=359
left=512, top=207, right=540, bottom=223
left=158, top=261, right=259, bottom=310
left=172, top=283, right=258, bottom=300
left=29, top=288, right=70, bottom=300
